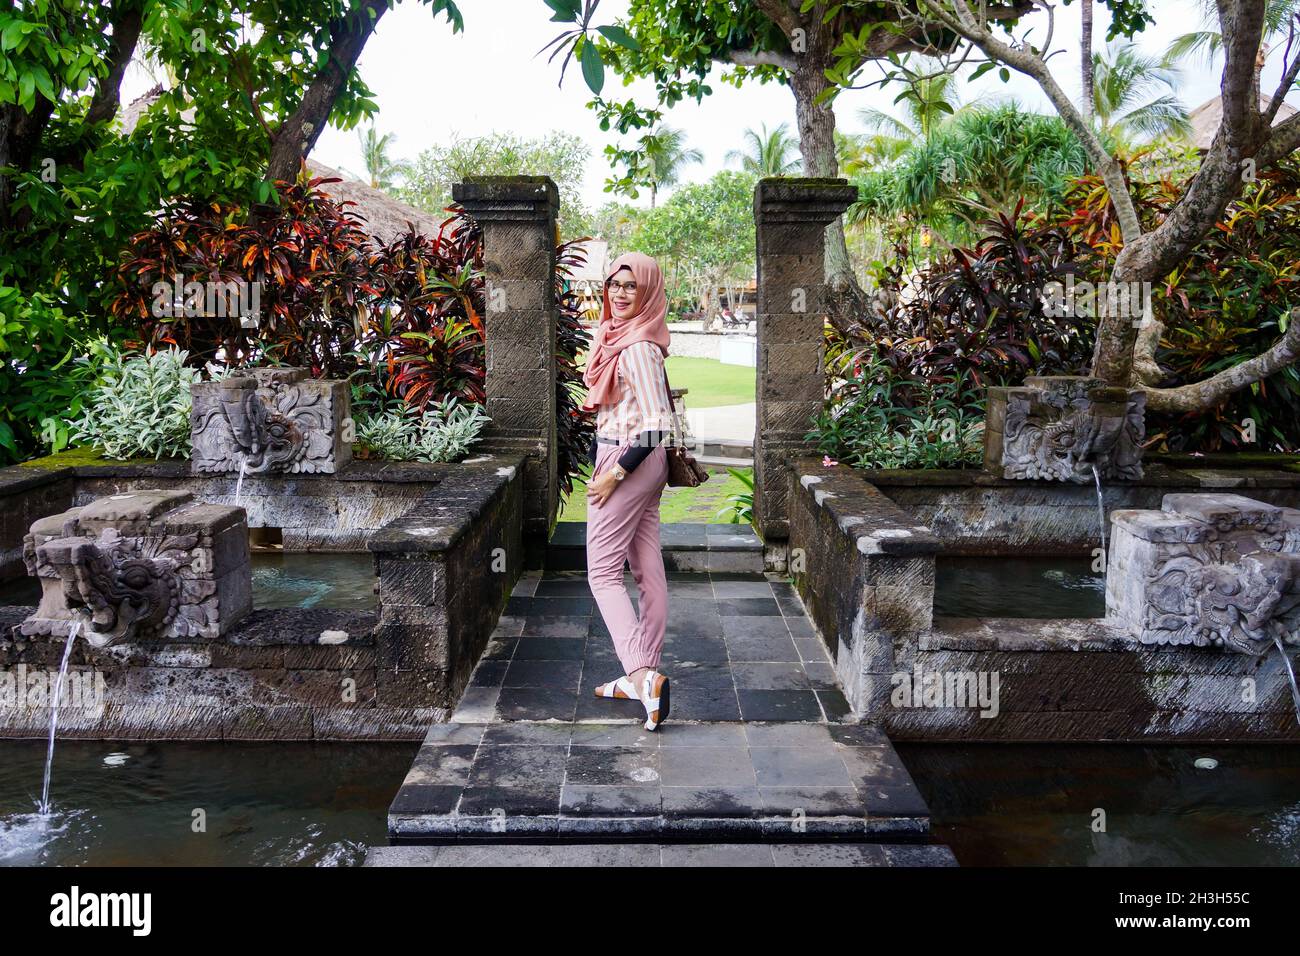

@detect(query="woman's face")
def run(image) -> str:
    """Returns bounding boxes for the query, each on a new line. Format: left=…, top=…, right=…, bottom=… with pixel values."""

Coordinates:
left=606, top=266, right=639, bottom=320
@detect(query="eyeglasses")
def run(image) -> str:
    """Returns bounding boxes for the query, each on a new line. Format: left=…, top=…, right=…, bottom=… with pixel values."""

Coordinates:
left=606, top=280, right=638, bottom=294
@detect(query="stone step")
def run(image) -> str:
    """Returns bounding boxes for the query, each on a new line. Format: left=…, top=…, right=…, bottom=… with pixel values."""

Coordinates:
left=386, top=720, right=931, bottom=845
left=695, top=437, right=753, bottom=462
left=364, top=842, right=957, bottom=867
left=547, top=522, right=763, bottom=573
left=697, top=454, right=753, bottom=469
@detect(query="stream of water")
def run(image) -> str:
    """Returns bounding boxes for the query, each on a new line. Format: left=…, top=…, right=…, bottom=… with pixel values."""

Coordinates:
left=234, top=456, right=247, bottom=507
left=1090, top=463, right=1107, bottom=572
left=38, top=622, right=80, bottom=816
left=1272, top=635, right=1300, bottom=727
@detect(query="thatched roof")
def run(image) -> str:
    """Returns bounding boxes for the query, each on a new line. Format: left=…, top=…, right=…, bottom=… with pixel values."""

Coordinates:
left=1189, top=94, right=1297, bottom=150
left=305, top=161, right=445, bottom=243
left=117, top=87, right=442, bottom=243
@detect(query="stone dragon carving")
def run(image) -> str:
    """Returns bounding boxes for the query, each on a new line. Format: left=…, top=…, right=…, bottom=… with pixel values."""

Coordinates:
left=20, top=491, right=251, bottom=647
left=40, top=529, right=191, bottom=646
left=1107, top=495, right=1300, bottom=654
left=190, top=368, right=348, bottom=475
left=1000, top=378, right=1145, bottom=483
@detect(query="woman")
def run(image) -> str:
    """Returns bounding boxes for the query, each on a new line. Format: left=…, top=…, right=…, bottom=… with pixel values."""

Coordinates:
left=582, top=251, right=675, bottom=731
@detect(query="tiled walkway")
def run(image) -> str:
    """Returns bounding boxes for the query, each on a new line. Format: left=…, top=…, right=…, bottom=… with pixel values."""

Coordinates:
left=454, top=570, right=849, bottom=724
left=380, top=565, right=951, bottom=860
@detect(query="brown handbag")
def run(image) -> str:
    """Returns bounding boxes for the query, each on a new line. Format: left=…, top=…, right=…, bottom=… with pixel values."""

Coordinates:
left=661, top=367, right=709, bottom=487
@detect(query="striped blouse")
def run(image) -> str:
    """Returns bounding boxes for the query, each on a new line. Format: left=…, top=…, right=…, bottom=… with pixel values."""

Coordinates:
left=595, top=340, right=675, bottom=443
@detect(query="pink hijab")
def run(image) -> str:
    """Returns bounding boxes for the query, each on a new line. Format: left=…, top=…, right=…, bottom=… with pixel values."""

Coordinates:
left=582, top=252, right=670, bottom=410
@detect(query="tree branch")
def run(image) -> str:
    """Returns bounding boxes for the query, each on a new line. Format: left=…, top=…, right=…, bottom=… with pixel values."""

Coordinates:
left=729, top=48, right=797, bottom=71
left=752, top=0, right=803, bottom=38
left=1143, top=317, right=1300, bottom=413
left=266, top=0, right=390, bottom=183
left=1263, top=23, right=1300, bottom=126
left=1259, top=109, right=1300, bottom=164
left=85, top=0, right=144, bottom=128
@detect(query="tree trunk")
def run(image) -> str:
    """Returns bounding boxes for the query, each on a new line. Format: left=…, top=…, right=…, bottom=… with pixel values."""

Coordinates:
left=1089, top=0, right=1269, bottom=386
left=788, top=53, right=872, bottom=341
left=1080, top=0, right=1094, bottom=127
left=266, top=0, right=389, bottom=183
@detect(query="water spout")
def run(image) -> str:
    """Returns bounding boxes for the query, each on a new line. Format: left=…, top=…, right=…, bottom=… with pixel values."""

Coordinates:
left=38, top=621, right=81, bottom=816
left=1272, top=635, right=1300, bottom=729
left=234, top=455, right=247, bottom=508
left=1090, top=463, right=1107, bottom=577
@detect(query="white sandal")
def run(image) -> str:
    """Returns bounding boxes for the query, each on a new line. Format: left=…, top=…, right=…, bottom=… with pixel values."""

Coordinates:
left=639, top=671, right=670, bottom=731
left=593, top=676, right=638, bottom=700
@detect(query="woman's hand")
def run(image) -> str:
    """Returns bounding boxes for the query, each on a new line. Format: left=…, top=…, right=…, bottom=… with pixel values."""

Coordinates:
left=586, top=468, right=622, bottom=507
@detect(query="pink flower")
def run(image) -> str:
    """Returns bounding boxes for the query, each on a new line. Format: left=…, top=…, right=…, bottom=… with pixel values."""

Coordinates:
left=822, top=455, right=838, bottom=467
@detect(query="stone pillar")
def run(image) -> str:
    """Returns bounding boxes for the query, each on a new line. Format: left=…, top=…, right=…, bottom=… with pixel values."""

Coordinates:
left=753, top=178, right=857, bottom=541
left=452, top=177, right=559, bottom=563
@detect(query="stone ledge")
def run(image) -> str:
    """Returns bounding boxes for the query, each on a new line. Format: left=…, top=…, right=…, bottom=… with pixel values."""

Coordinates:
left=364, top=843, right=958, bottom=867
left=923, top=616, right=1134, bottom=653
left=13, top=452, right=467, bottom=485
left=0, top=465, right=74, bottom=496
left=792, top=458, right=941, bottom=557
left=859, top=461, right=1300, bottom=489
left=368, top=454, right=523, bottom=554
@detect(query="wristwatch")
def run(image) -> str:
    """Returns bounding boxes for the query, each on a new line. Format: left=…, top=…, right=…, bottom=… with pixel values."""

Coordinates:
left=611, top=465, right=627, bottom=482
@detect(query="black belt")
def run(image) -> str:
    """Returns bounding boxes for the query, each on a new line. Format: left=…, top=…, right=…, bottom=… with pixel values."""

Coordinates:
left=595, top=436, right=622, bottom=445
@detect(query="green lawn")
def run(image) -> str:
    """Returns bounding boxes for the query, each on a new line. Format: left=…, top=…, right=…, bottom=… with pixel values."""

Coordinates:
left=664, top=356, right=755, bottom=408
left=559, top=466, right=753, bottom=524
left=575, top=351, right=755, bottom=409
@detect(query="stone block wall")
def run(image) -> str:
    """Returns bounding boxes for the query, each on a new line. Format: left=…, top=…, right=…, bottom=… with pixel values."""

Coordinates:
left=0, top=453, right=525, bottom=740
left=787, top=457, right=940, bottom=713
left=453, top=176, right=559, bottom=564
left=369, top=455, right=523, bottom=713
left=0, top=467, right=74, bottom=579
left=787, top=457, right=1300, bottom=741
left=865, top=463, right=1300, bottom=556
left=25, top=457, right=454, bottom=552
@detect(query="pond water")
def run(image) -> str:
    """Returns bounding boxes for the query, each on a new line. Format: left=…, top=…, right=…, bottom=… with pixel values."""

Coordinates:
left=897, top=743, right=1300, bottom=866
left=0, top=552, right=377, bottom=611
left=249, top=551, right=376, bottom=610
left=0, top=741, right=415, bottom=866
left=935, top=557, right=1105, bottom=618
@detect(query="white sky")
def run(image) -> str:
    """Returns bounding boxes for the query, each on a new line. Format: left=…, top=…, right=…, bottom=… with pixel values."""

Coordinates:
left=124, top=0, right=1299, bottom=210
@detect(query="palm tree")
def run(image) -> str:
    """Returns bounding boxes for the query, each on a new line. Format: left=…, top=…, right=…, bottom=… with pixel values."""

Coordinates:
left=726, top=123, right=801, bottom=176
left=1166, top=0, right=1300, bottom=69
left=856, top=67, right=962, bottom=155
left=1091, top=43, right=1191, bottom=142
left=640, top=125, right=703, bottom=207
left=358, top=125, right=409, bottom=191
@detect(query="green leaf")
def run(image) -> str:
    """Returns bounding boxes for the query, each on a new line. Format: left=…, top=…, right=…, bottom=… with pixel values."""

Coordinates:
left=596, top=24, right=639, bottom=51
left=580, top=39, right=605, bottom=95
left=544, top=0, right=582, bottom=22
left=2, top=20, right=25, bottom=53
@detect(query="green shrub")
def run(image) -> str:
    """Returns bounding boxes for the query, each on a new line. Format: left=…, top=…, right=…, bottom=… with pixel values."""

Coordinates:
left=715, top=467, right=754, bottom=524
left=71, top=345, right=211, bottom=460
left=356, top=398, right=490, bottom=463
left=810, top=353, right=984, bottom=470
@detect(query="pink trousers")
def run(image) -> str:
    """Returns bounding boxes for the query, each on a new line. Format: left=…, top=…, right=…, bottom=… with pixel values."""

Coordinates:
left=586, top=442, right=669, bottom=674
